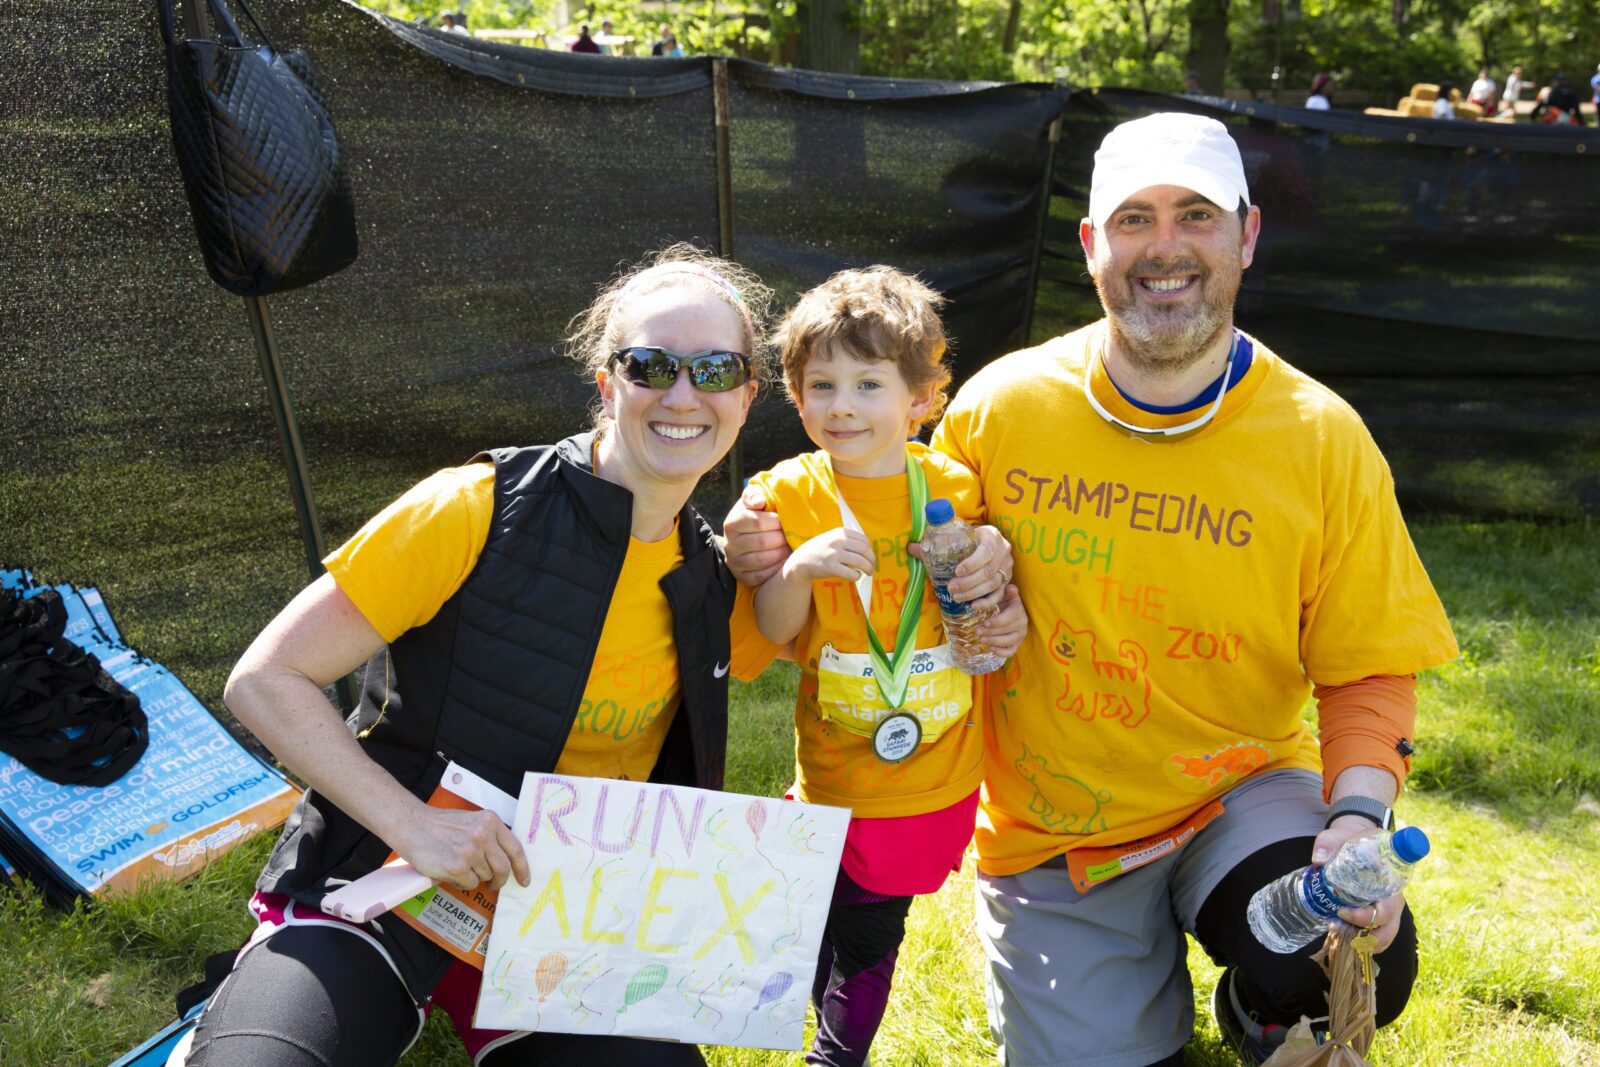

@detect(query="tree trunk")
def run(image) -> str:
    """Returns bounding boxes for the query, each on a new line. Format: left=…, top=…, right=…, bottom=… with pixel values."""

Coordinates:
left=1187, top=0, right=1230, bottom=95
left=1003, top=0, right=1024, bottom=55
left=796, top=0, right=861, bottom=74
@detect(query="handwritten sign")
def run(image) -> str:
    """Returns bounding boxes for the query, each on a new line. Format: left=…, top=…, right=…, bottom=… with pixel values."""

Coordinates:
left=475, top=774, right=849, bottom=1050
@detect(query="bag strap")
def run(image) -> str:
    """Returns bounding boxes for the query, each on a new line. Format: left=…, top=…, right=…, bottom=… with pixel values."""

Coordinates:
left=156, top=0, right=276, bottom=52
left=213, top=0, right=277, bottom=52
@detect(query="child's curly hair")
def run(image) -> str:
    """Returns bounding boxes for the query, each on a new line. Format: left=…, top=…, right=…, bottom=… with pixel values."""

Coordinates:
left=565, top=243, right=776, bottom=429
left=772, top=266, right=952, bottom=433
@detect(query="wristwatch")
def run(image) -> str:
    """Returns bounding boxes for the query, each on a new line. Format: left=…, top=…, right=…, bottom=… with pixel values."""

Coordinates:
left=1324, top=795, right=1394, bottom=831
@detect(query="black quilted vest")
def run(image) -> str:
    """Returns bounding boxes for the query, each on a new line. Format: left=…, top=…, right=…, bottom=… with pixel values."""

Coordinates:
left=256, top=434, right=734, bottom=995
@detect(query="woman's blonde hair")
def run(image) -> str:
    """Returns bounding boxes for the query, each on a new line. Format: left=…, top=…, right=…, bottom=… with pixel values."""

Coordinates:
left=772, top=266, right=952, bottom=432
left=566, top=244, right=774, bottom=430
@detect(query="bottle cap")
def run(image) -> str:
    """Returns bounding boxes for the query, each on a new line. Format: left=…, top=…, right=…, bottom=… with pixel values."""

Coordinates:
left=1390, top=826, right=1430, bottom=863
left=924, top=498, right=955, bottom=525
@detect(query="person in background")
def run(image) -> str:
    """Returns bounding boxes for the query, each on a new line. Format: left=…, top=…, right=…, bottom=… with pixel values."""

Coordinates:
left=1305, top=72, right=1333, bottom=110
left=438, top=10, right=468, bottom=35
left=597, top=18, right=616, bottom=55
left=1500, top=65, right=1525, bottom=115
left=570, top=23, right=601, bottom=54
left=1531, top=72, right=1587, bottom=125
left=1183, top=71, right=1204, bottom=97
left=1590, top=62, right=1600, bottom=106
left=1467, top=67, right=1497, bottom=110
left=724, top=112, right=1456, bottom=1067
left=1432, top=82, right=1456, bottom=119
left=651, top=24, right=672, bottom=56
left=179, top=246, right=778, bottom=1067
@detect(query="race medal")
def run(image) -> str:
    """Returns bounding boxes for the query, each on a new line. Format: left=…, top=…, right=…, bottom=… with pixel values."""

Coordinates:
left=872, top=712, right=922, bottom=763
left=824, top=452, right=931, bottom=758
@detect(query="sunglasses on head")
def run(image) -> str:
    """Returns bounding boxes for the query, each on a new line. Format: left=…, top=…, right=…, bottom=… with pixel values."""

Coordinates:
left=609, top=346, right=752, bottom=392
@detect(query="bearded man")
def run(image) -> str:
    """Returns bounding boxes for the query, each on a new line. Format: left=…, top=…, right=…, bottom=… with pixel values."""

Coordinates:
left=725, top=112, right=1457, bottom=1065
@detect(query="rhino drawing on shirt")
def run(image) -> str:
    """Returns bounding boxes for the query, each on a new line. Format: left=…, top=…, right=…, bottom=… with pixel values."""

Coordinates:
left=1014, top=742, right=1112, bottom=834
left=1047, top=620, right=1153, bottom=728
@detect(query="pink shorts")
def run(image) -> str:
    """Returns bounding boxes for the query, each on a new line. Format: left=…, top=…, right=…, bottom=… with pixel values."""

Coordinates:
left=786, top=789, right=980, bottom=897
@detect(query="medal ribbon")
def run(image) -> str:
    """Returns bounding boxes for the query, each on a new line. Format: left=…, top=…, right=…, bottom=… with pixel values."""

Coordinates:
left=824, top=452, right=929, bottom=709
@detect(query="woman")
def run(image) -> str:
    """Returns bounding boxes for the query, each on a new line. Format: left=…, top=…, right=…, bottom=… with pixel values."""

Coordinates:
left=183, top=245, right=776, bottom=1067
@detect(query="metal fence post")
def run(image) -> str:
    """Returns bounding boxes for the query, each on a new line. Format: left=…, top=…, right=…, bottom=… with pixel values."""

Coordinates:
left=1022, top=109, right=1064, bottom=348
left=243, top=295, right=356, bottom=712
left=712, top=57, right=743, bottom=503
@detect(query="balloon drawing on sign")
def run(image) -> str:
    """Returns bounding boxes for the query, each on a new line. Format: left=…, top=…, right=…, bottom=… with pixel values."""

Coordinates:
left=758, top=970, right=793, bottom=1007
left=535, top=951, right=568, bottom=1003
left=747, top=799, right=782, bottom=875
left=619, top=962, right=669, bottom=1015
left=745, top=799, right=767, bottom=838
left=733, top=970, right=796, bottom=1041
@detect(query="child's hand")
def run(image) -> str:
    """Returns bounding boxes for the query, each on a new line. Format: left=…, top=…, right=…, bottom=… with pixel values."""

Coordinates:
left=786, top=528, right=875, bottom=584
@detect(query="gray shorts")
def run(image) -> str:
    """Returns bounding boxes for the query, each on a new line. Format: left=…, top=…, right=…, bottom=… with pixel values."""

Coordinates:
left=974, top=769, right=1327, bottom=1067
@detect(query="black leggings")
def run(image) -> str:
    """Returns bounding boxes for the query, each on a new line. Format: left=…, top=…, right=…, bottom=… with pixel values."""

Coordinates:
left=1194, top=835, right=1420, bottom=1031
left=186, top=925, right=706, bottom=1067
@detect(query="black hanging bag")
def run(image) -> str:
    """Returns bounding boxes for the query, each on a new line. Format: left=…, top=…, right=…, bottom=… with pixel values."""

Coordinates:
left=157, top=0, right=358, bottom=296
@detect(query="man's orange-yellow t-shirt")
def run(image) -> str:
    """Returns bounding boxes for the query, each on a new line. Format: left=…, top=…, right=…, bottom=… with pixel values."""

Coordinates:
left=932, top=323, right=1458, bottom=876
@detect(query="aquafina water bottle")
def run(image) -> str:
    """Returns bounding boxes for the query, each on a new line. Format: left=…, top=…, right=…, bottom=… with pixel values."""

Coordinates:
left=1246, top=825, right=1430, bottom=953
left=919, top=498, right=1005, bottom=675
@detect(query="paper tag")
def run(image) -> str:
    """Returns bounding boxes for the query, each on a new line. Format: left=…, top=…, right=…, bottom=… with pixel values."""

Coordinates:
left=1064, top=799, right=1226, bottom=892
left=816, top=642, right=971, bottom=744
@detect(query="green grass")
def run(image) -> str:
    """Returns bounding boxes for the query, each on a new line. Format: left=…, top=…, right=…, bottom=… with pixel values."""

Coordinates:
left=3, top=521, right=1597, bottom=1065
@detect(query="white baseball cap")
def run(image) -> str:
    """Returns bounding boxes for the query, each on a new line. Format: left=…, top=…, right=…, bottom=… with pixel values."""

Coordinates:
left=1088, top=112, right=1250, bottom=229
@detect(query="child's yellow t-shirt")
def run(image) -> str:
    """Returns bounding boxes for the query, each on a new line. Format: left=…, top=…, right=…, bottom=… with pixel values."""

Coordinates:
left=325, top=462, right=707, bottom=782
left=748, top=443, right=988, bottom=818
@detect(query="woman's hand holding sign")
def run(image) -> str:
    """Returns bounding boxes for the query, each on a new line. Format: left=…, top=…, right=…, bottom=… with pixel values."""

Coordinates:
left=393, top=805, right=530, bottom=894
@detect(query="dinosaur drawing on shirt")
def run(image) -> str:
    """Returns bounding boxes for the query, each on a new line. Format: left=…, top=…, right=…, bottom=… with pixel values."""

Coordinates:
left=1013, top=742, right=1112, bottom=834
left=1168, top=741, right=1272, bottom=788
left=1047, top=620, right=1153, bottom=728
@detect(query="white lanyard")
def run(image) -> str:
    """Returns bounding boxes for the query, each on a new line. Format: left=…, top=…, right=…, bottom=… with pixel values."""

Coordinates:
left=1084, top=328, right=1240, bottom=438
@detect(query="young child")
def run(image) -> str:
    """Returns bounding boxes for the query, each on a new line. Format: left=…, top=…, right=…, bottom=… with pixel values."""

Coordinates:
left=748, top=267, right=1002, bottom=1067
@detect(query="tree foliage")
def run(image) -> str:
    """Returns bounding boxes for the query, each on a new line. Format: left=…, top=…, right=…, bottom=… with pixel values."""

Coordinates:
left=360, top=0, right=558, bottom=31
left=356, top=0, right=1600, bottom=101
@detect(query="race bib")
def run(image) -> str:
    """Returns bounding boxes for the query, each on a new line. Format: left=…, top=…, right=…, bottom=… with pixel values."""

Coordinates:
left=816, top=642, right=972, bottom=746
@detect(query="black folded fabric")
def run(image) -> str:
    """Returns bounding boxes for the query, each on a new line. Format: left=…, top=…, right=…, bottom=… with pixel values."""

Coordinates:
left=0, top=588, right=148, bottom=787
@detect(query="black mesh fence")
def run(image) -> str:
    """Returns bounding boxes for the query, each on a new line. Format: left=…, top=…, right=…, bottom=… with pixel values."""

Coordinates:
left=0, top=0, right=1062, bottom=709
left=1039, top=88, right=1600, bottom=519
left=3, top=5, right=1597, bottom=723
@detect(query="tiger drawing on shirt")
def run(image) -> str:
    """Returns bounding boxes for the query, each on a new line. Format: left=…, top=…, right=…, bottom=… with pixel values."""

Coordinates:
left=1046, top=619, right=1152, bottom=728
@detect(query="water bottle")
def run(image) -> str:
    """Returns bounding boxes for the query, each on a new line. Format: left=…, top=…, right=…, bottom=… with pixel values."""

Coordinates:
left=919, top=498, right=1005, bottom=675
left=1246, top=826, right=1430, bottom=954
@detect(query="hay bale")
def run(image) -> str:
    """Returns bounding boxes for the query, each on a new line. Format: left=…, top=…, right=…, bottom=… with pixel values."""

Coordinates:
left=1409, top=83, right=1439, bottom=102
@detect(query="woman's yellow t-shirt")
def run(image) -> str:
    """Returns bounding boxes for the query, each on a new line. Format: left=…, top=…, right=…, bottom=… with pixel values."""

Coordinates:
left=747, top=443, right=987, bottom=818
left=324, top=462, right=685, bottom=781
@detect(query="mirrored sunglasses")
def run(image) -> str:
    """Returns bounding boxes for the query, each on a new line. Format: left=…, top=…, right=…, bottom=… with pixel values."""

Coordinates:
left=609, top=346, right=752, bottom=392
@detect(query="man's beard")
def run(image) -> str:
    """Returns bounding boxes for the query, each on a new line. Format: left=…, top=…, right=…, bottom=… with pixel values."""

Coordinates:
left=1094, top=254, right=1240, bottom=379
